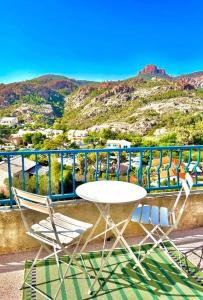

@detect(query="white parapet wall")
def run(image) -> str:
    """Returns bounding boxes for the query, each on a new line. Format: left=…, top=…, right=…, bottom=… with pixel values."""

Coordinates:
left=0, top=191, right=203, bottom=254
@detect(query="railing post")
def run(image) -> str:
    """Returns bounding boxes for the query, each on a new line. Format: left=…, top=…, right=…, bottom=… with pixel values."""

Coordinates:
left=95, top=152, right=99, bottom=181
left=147, top=149, right=152, bottom=190
left=84, top=153, right=88, bottom=183
left=176, top=149, right=182, bottom=187
left=106, top=152, right=110, bottom=180
left=48, top=154, right=52, bottom=197
left=7, top=156, right=13, bottom=208
left=35, top=153, right=39, bottom=194
left=138, top=151, right=143, bottom=186
left=72, top=154, right=76, bottom=194
left=194, top=148, right=200, bottom=185
left=116, top=151, right=121, bottom=181
left=60, top=153, right=64, bottom=195
left=166, top=150, right=172, bottom=187
left=127, top=151, right=132, bottom=182
left=21, top=155, right=25, bottom=191
left=157, top=149, right=163, bottom=188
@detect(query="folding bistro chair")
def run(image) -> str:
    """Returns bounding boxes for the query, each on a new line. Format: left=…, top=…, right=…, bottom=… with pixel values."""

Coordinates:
left=131, top=173, right=193, bottom=275
left=13, top=188, right=93, bottom=300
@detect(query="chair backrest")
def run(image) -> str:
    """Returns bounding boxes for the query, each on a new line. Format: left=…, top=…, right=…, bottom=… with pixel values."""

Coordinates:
left=13, top=188, right=53, bottom=232
left=173, top=173, right=193, bottom=227
left=13, top=188, right=63, bottom=246
left=13, top=188, right=50, bottom=214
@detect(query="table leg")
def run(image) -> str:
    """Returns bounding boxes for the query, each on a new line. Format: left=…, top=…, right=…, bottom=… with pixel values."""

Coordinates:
left=80, top=212, right=103, bottom=253
left=104, top=212, right=151, bottom=280
left=88, top=203, right=150, bottom=294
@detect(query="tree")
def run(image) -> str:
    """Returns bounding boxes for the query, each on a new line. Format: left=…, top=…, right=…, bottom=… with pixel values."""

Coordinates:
left=88, top=153, right=96, bottom=164
left=99, top=129, right=117, bottom=140
left=131, top=135, right=142, bottom=147
left=51, top=156, right=60, bottom=194
left=159, top=133, right=177, bottom=146
left=22, top=133, right=33, bottom=145
left=77, top=154, right=85, bottom=174
left=69, top=142, right=79, bottom=149
left=39, top=175, right=49, bottom=195
left=83, top=132, right=100, bottom=147
left=31, top=132, right=46, bottom=146
left=63, top=169, right=73, bottom=194
left=191, top=130, right=203, bottom=145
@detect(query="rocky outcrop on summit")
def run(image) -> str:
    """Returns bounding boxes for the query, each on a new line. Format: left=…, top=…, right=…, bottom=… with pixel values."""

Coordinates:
left=138, top=64, right=168, bottom=77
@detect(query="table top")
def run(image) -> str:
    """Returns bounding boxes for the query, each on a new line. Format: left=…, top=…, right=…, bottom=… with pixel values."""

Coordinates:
left=76, top=180, right=147, bottom=204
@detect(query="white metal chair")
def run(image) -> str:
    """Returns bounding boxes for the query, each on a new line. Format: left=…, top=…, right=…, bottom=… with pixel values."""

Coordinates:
left=13, top=188, right=93, bottom=300
left=131, top=173, right=193, bottom=275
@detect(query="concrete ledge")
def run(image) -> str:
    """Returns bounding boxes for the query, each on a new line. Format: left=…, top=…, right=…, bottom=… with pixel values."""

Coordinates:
left=1, top=191, right=203, bottom=254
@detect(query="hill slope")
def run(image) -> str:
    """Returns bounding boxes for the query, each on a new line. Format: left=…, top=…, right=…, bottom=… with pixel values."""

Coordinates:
left=0, top=75, right=96, bottom=124
left=1, top=67, right=203, bottom=143
left=0, top=74, right=94, bottom=107
left=61, top=76, right=203, bottom=144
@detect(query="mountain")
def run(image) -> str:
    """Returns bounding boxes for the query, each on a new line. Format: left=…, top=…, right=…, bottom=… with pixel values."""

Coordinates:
left=61, top=74, right=203, bottom=145
left=136, top=65, right=203, bottom=89
left=30, top=74, right=94, bottom=86
left=1, top=68, right=203, bottom=142
left=175, top=71, right=203, bottom=89
left=137, top=65, right=203, bottom=88
left=138, top=64, right=168, bottom=77
left=0, top=74, right=96, bottom=123
left=0, top=74, right=95, bottom=108
left=176, top=71, right=203, bottom=78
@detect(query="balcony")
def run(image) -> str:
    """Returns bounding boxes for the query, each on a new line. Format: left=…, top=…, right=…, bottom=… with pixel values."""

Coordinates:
left=0, top=145, right=203, bottom=299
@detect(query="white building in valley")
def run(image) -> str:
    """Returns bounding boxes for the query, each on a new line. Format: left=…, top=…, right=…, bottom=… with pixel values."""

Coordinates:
left=0, top=117, right=18, bottom=127
left=16, top=128, right=63, bottom=138
left=106, top=139, right=131, bottom=149
left=153, top=127, right=167, bottom=137
left=67, top=130, right=88, bottom=141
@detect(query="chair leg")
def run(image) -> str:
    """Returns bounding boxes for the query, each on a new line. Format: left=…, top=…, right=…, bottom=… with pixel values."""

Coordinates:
left=138, top=223, right=161, bottom=263
left=54, top=236, right=86, bottom=300
left=157, top=226, right=180, bottom=252
left=21, top=244, right=44, bottom=289
left=62, top=244, right=92, bottom=280
left=159, top=241, right=188, bottom=277
left=138, top=225, right=188, bottom=277
left=156, top=226, right=188, bottom=277
left=53, top=246, right=64, bottom=283
left=138, top=225, right=159, bottom=258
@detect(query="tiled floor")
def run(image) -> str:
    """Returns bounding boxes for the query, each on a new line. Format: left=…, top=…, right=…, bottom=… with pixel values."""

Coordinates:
left=0, top=227, right=202, bottom=300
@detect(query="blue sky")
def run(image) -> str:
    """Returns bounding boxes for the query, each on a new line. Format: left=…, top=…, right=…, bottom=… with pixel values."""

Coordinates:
left=0, top=0, right=202, bottom=83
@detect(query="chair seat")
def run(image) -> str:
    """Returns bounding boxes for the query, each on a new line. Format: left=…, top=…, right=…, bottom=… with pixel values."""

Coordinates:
left=31, top=213, right=93, bottom=245
left=131, top=204, right=175, bottom=227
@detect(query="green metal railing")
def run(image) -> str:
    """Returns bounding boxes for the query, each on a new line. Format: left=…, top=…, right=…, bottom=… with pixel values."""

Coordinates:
left=0, top=145, right=203, bottom=207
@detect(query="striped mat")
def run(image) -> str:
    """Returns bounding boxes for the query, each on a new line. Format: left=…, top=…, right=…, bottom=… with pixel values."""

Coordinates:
left=23, top=243, right=203, bottom=300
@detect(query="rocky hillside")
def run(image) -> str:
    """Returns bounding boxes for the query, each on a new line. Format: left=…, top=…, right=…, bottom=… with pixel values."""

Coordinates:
left=0, top=74, right=93, bottom=108
left=0, top=75, right=94, bottom=123
left=1, top=66, right=203, bottom=138
left=61, top=74, right=203, bottom=141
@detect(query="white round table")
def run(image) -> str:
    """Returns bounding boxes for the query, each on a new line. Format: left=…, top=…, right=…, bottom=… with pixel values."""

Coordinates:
left=76, top=180, right=150, bottom=293
left=76, top=180, right=147, bottom=204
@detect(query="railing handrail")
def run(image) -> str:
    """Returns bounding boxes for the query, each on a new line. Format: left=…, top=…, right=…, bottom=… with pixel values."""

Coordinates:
left=1, top=144, right=203, bottom=156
